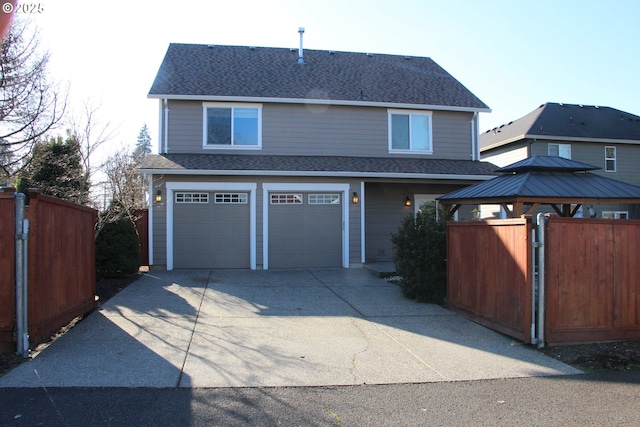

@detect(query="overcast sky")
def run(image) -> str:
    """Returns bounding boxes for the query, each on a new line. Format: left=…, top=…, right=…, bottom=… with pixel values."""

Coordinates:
left=24, top=0, right=640, bottom=159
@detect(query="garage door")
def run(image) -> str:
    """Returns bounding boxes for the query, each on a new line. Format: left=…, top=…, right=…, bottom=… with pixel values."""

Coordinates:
left=268, top=192, right=342, bottom=268
left=173, top=192, right=250, bottom=268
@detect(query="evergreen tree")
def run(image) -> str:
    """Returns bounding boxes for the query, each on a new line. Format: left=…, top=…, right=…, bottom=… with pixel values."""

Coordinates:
left=17, top=133, right=90, bottom=205
left=133, top=123, right=152, bottom=161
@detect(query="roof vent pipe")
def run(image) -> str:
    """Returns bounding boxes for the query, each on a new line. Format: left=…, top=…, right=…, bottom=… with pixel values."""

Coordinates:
left=298, top=27, right=305, bottom=65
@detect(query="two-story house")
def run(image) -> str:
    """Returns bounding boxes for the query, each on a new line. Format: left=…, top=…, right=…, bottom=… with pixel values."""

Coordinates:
left=480, top=102, right=640, bottom=219
left=139, top=42, right=495, bottom=270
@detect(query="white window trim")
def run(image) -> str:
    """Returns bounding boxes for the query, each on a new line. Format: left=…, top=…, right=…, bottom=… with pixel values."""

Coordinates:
left=202, top=102, right=262, bottom=149
left=262, top=183, right=350, bottom=270
left=387, top=109, right=433, bottom=154
left=165, top=182, right=257, bottom=270
left=605, top=146, right=617, bottom=172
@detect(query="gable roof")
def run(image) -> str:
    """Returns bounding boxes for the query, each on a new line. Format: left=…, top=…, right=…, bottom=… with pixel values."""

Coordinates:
left=481, top=103, right=640, bottom=151
left=148, top=43, right=489, bottom=112
left=138, top=153, right=498, bottom=180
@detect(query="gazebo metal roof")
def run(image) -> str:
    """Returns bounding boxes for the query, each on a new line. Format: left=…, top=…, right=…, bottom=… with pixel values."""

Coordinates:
left=437, top=155, right=640, bottom=218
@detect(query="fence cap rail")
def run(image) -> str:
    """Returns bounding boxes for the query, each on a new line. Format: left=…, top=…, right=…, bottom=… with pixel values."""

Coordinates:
left=27, top=189, right=98, bottom=215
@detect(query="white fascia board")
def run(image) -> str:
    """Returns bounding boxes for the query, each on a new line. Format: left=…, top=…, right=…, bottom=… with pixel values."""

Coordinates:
left=139, top=168, right=495, bottom=181
left=148, top=94, right=491, bottom=114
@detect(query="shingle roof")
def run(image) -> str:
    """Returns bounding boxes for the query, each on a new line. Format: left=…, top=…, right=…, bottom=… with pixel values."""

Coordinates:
left=148, top=43, right=489, bottom=110
left=481, top=103, right=640, bottom=151
left=138, top=153, right=498, bottom=178
left=438, top=156, right=640, bottom=201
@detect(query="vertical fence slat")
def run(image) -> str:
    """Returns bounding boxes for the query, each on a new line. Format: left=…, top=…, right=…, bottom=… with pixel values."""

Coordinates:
left=0, top=189, right=16, bottom=352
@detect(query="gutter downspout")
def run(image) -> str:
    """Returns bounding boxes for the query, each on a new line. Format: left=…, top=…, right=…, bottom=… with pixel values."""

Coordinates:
left=536, top=213, right=546, bottom=348
left=471, top=112, right=481, bottom=161
left=163, top=99, right=169, bottom=154
left=470, top=112, right=477, bottom=161
left=15, top=193, right=29, bottom=358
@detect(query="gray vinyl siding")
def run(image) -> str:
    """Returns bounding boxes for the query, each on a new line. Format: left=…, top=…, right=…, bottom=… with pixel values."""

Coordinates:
left=151, top=198, right=166, bottom=266
left=481, top=141, right=530, bottom=168
left=431, top=111, right=474, bottom=160
left=531, top=139, right=640, bottom=186
left=167, top=101, right=202, bottom=152
left=166, top=101, right=474, bottom=159
left=364, top=181, right=474, bottom=262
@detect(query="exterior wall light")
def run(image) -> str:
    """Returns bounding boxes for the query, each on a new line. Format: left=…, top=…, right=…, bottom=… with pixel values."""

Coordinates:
left=352, top=191, right=359, bottom=204
left=472, top=207, right=481, bottom=220
left=404, top=196, right=412, bottom=207
left=155, top=190, right=162, bottom=203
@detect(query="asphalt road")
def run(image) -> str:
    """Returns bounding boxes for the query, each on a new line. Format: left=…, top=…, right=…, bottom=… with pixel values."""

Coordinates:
left=1, top=371, right=639, bottom=426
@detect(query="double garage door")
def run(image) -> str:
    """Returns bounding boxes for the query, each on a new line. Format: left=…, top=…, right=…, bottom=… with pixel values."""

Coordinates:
left=172, top=190, right=342, bottom=269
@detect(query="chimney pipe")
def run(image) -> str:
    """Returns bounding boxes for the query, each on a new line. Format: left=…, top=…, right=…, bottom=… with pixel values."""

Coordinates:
left=298, top=27, right=305, bottom=65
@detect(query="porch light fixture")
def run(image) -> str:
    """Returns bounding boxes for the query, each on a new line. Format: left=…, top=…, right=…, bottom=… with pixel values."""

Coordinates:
left=352, top=191, right=359, bottom=204
left=404, top=196, right=411, bottom=207
left=155, top=190, right=162, bottom=203
left=472, top=207, right=481, bottom=220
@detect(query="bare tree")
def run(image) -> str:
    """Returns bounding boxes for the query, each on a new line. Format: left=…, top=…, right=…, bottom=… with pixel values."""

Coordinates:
left=97, top=148, right=147, bottom=235
left=68, top=99, right=118, bottom=179
left=0, top=19, right=66, bottom=178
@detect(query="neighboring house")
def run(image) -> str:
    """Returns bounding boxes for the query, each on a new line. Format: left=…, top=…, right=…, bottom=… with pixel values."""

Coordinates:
left=480, top=102, right=640, bottom=219
left=139, top=42, right=495, bottom=270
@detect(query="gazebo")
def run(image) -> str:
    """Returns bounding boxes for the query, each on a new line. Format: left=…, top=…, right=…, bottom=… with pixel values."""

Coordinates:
left=438, top=155, right=640, bottom=219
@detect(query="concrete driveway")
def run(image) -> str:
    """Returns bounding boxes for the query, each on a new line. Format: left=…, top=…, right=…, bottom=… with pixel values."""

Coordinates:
left=0, top=269, right=580, bottom=388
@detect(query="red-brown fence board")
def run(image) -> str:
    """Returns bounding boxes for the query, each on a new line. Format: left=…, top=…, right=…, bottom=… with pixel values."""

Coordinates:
left=0, top=189, right=16, bottom=351
left=25, top=190, right=97, bottom=344
left=544, top=218, right=640, bottom=344
left=134, top=209, right=149, bottom=266
left=447, top=218, right=532, bottom=343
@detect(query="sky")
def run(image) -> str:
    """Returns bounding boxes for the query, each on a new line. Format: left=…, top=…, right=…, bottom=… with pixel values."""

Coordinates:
left=21, top=0, right=640, bottom=162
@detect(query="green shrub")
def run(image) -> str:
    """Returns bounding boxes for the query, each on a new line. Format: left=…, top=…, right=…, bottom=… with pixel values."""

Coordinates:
left=95, top=216, right=140, bottom=278
left=391, top=202, right=447, bottom=304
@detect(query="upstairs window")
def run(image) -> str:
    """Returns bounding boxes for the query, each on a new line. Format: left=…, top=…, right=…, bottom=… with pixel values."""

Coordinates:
left=388, top=110, right=432, bottom=153
left=203, top=103, right=261, bottom=148
left=548, top=143, right=571, bottom=159
left=605, top=146, right=616, bottom=172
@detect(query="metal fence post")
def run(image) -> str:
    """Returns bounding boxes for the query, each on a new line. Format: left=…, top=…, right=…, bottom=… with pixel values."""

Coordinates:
left=15, top=193, right=29, bottom=358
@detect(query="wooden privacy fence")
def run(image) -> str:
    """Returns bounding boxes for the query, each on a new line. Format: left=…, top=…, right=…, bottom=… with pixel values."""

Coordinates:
left=134, top=208, right=149, bottom=266
left=544, top=217, right=640, bottom=344
left=447, top=216, right=640, bottom=346
left=446, top=218, right=533, bottom=344
left=0, top=189, right=97, bottom=352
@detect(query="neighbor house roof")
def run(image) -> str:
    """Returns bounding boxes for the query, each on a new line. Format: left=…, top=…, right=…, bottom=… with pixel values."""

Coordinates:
left=437, top=155, right=640, bottom=217
left=138, top=153, right=498, bottom=180
left=481, top=103, right=640, bottom=151
left=148, top=43, right=490, bottom=112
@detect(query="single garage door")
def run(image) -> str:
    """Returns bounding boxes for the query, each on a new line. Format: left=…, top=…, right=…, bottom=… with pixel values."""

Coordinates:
left=174, top=192, right=250, bottom=268
left=268, top=192, right=342, bottom=268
